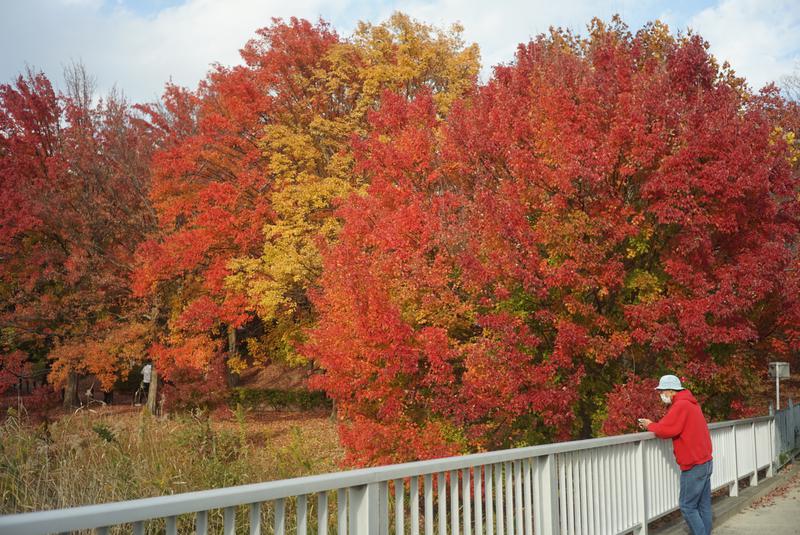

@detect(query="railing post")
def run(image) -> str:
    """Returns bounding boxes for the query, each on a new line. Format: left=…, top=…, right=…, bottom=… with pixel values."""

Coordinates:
left=378, top=481, right=389, bottom=535
left=250, top=503, right=262, bottom=535
left=523, top=460, right=532, bottom=535
left=439, top=472, right=448, bottom=535
left=767, top=413, right=775, bottom=478
left=532, top=454, right=560, bottom=535
left=635, top=440, right=648, bottom=534
left=729, top=425, right=739, bottom=497
left=791, top=399, right=797, bottom=451
left=452, top=470, right=460, bottom=535
left=462, top=469, right=472, bottom=535
left=474, top=467, right=484, bottom=535
left=318, top=493, right=329, bottom=535
left=298, top=495, right=308, bottom=535
left=223, top=507, right=235, bottom=535
left=395, top=479, right=405, bottom=535
left=349, top=483, right=378, bottom=535
left=750, top=422, right=758, bottom=486
left=425, top=474, right=434, bottom=535
left=338, top=489, right=348, bottom=534
left=275, top=499, right=286, bottom=535
left=485, top=465, right=494, bottom=535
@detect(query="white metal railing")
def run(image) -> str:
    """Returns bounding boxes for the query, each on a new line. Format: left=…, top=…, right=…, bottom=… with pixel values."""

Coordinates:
left=775, top=400, right=800, bottom=469
left=1, top=404, right=798, bottom=535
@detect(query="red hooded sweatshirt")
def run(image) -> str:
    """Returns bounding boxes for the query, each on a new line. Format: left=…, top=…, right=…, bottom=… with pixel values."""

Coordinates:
left=647, top=389, right=713, bottom=471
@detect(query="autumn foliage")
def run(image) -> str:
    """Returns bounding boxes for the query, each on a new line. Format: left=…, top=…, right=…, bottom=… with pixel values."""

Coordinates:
left=132, top=15, right=478, bottom=398
left=0, top=66, right=155, bottom=398
left=2, top=15, right=800, bottom=465
left=307, top=20, right=800, bottom=463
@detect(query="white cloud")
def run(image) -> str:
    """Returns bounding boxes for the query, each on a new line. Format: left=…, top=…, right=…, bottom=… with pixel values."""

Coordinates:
left=1, top=0, right=798, bottom=103
left=396, top=0, right=656, bottom=79
left=1, top=0, right=350, bottom=102
left=689, top=0, right=800, bottom=90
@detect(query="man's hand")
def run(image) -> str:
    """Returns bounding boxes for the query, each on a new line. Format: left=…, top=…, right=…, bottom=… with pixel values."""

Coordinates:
left=638, top=418, right=653, bottom=430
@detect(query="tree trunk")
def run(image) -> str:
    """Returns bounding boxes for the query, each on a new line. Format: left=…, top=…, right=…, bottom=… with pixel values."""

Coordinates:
left=146, top=368, right=158, bottom=414
left=226, top=325, right=240, bottom=388
left=63, top=370, right=79, bottom=409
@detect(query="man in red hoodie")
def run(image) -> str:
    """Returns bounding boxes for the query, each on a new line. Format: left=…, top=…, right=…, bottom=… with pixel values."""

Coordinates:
left=638, top=375, right=713, bottom=535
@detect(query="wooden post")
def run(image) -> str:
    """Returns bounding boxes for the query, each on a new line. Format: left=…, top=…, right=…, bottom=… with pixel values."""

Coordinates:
left=63, top=370, right=79, bottom=409
left=146, top=368, right=158, bottom=414
left=225, top=325, right=240, bottom=388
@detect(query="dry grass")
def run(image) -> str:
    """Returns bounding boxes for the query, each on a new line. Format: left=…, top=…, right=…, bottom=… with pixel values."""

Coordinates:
left=0, top=405, right=343, bottom=516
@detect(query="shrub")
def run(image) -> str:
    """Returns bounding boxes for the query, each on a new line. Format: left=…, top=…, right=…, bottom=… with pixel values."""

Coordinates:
left=228, top=388, right=331, bottom=412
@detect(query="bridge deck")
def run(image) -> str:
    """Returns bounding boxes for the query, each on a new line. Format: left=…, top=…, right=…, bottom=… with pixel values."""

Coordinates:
left=716, top=468, right=800, bottom=535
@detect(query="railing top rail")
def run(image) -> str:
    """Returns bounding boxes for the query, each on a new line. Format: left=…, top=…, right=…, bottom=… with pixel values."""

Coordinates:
left=0, top=413, right=773, bottom=535
left=708, top=415, right=773, bottom=429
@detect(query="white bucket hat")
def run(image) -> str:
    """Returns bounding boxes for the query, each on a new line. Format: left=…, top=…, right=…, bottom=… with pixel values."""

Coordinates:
left=655, top=374, right=684, bottom=391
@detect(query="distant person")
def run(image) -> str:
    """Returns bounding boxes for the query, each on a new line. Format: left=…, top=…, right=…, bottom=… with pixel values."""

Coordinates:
left=84, top=382, right=95, bottom=404
left=638, top=375, right=713, bottom=535
left=141, top=362, right=152, bottom=392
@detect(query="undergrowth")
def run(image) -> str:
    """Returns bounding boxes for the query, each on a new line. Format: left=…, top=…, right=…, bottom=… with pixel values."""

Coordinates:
left=0, top=407, right=342, bottom=519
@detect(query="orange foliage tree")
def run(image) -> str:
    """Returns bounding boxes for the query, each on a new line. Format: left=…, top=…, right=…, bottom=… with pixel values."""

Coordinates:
left=134, top=15, right=479, bottom=401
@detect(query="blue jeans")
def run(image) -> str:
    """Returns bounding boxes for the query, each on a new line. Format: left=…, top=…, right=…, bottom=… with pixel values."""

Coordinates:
left=679, top=460, right=713, bottom=535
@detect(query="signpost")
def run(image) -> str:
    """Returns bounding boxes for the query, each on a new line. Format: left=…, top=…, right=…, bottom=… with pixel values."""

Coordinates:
left=769, top=362, right=790, bottom=409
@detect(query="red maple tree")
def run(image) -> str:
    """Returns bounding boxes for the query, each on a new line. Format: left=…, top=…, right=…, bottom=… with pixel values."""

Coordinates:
left=307, top=20, right=800, bottom=464
left=0, top=66, right=155, bottom=405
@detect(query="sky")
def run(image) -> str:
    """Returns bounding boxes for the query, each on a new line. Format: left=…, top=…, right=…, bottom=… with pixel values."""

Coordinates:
left=1, top=0, right=799, bottom=104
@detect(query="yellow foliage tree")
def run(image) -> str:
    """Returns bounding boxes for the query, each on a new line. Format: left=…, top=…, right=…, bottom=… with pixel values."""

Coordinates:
left=227, top=13, right=480, bottom=365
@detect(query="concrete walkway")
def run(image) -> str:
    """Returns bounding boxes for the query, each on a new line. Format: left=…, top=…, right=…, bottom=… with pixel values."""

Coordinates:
left=653, top=461, right=800, bottom=535
left=714, top=470, right=800, bottom=534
